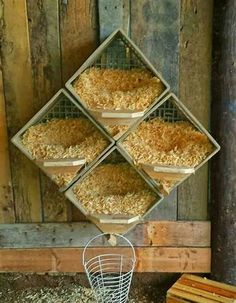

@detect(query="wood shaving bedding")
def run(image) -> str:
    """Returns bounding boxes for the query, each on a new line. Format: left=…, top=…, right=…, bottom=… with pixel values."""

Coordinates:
left=22, top=118, right=109, bottom=186
left=73, top=68, right=165, bottom=111
left=105, top=125, right=129, bottom=137
left=122, top=118, right=213, bottom=191
left=73, top=163, right=157, bottom=216
left=51, top=173, right=77, bottom=188
left=156, top=179, right=177, bottom=196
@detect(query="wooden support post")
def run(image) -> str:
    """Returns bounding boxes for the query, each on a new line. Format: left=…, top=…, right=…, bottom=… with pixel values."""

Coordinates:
left=211, top=0, right=236, bottom=285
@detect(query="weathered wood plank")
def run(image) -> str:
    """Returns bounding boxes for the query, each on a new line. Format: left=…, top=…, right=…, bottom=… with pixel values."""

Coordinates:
left=211, top=0, right=236, bottom=285
left=0, top=221, right=210, bottom=248
left=60, top=0, right=99, bottom=83
left=130, top=0, right=180, bottom=93
left=60, top=0, right=99, bottom=221
left=176, top=274, right=236, bottom=298
left=98, top=0, right=130, bottom=40
left=0, top=54, right=14, bottom=223
left=27, top=0, right=61, bottom=109
left=27, top=0, right=69, bottom=223
left=182, top=274, right=236, bottom=293
left=1, top=0, right=42, bottom=222
left=136, top=247, right=210, bottom=273
left=178, top=0, right=213, bottom=220
left=0, top=247, right=210, bottom=273
left=167, top=274, right=236, bottom=303
left=130, top=0, right=180, bottom=220
left=144, top=191, right=177, bottom=220
left=145, top=221, right=210, bottom=247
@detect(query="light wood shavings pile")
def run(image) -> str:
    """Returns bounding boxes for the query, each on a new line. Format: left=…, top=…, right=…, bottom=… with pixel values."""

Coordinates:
left=105, top=125, right=129, bottom=138
left=123, top=118, right=213, bottom=167
left=22, top=118, right=109, bottom=187
left=122, top=118, right=213, bottom=192
left=73, top=163, right=157, bottom=216
left=73, top=67, right=165, bottom=111
left=51, top=173, right=77, bottom=188
left=22, top=118, right=108, bottom=161
left=157, top=179, right=177, bottom=196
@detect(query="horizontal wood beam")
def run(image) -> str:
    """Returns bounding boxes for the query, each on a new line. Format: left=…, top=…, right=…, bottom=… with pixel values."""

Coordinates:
left=0, top=221, right=210, bottom=248
left=0, top=247, right=210, bottom=273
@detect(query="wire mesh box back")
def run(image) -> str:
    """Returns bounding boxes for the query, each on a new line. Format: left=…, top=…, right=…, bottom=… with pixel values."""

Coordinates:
left=65, top=146, right=162, bottom=227
left=118, top=93, right=220, bottom=196
left=11, top=89, right=113, bottom=191
left=66, top=29, right=170, bottom=140
left=83, top=233, right=136, bottom=303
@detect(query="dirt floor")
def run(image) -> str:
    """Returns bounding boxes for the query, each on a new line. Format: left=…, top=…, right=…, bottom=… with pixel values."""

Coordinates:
left=0, top=273, right=179, bottom=302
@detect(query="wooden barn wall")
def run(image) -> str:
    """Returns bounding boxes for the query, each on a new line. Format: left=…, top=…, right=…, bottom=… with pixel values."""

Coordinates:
left=0, top=0, right=213, bottom=224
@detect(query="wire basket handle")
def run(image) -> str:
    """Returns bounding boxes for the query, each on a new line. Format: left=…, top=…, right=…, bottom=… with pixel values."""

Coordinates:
left=82, top=233, right=136, bottom=265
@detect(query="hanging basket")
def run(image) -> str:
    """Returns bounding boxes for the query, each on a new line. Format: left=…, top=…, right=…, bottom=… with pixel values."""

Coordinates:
left=83, top=233, right=136, bottom=303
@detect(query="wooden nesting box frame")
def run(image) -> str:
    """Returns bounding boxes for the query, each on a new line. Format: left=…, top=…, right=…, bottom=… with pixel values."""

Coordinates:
left=65, top=28, right=170, bottom=140
left=65, top=145, right=163, bottom=227
left=118, top=93, right=221, bottom=196
left=11, top=89, right=114, bottom=191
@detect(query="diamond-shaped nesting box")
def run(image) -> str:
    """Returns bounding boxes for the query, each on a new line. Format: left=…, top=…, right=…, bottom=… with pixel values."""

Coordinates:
left=11, top=89, right=113, bottom=191
left=11, top=29, right=220, bottom=233
left=66, top=29, right=170, bottom=140
left=65, top=146, right=162, bottom=225
left=118, top=93, right=220, bottom=196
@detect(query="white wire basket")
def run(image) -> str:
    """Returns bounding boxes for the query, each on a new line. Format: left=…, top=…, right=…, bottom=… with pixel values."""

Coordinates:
left=83, top=233, right=136, bottom=303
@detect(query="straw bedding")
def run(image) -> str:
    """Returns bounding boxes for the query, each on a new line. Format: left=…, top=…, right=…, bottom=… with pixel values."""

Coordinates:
left=73, top=67, right=165, bottom=111
left=73, top=163, right=157, bottom=216
left=21, top=118, right=109, bottom=187
left=122, top=118, right=213, bottom=192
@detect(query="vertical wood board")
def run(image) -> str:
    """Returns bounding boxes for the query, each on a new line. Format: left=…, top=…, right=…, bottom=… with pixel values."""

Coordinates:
left=130, top=0, right=180, bottom=92
left=27, top=0, right=69, bottom=223
left=130, top=0, right=181, bottom=220
left=178, top=0, right=213, bottom=220
left=0, top=54, right=14, bottom=223
left=60, top=0, right=99, bottom=83
left=60, top=0, right=99, bottom=221
left=1, top=0, right=42, bottom=222
left=98, top=0, right=130, bottom=41
left=27, top=0, right=61, bottom=109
